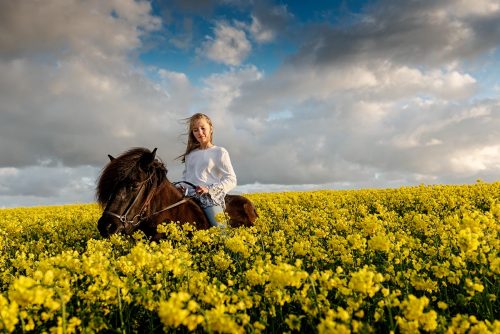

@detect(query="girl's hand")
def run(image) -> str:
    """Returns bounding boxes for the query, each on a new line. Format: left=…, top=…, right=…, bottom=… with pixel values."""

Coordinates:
left=176, top=185, right=188, bottom=196
left=196, top=185, right=208, bottom=195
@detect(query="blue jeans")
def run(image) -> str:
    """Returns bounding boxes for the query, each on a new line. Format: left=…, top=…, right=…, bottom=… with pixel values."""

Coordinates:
left=203, top=205, right=226, bottom=228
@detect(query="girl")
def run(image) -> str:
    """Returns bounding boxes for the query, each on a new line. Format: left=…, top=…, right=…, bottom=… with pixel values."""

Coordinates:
left=178, top=113, right=237, bottom=227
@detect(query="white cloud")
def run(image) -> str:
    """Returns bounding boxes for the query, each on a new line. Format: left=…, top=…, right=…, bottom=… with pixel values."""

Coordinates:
left=201, top=65, right=263, bottom=119
left=0, top=165, right=99, bottom=207
left=452, top=0, right=500, bottom=16
left=0, top=168, right=18, bottom=176
left=230, top=61, right=479, bottom=122
left=200, top=22, right=252, bottom=66
left=450, top=145, right=500, bottom=174
left=159, top=69, right=189, bottom=86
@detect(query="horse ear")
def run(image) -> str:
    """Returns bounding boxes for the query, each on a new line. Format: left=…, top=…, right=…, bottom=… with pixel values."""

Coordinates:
left=108, top=154, right=115, bottom=161
left=140, top=148, right=157, bottom=170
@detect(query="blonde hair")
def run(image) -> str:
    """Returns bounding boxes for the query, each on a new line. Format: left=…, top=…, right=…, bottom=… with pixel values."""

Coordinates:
left=178, top=113, right=213, bottom=163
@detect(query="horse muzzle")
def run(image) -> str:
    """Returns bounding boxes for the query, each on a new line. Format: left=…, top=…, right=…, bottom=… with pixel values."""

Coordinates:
left=97, top=215, right=125, bottom=237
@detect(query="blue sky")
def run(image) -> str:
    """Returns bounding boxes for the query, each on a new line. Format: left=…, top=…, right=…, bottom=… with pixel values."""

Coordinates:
left=140, top=1, right=371, bottom=83
left=1, top=0, right=500, bottom=207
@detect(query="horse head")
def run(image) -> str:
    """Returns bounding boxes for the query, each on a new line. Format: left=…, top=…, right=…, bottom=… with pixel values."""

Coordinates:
left=96, top=147, right=166, bottom=237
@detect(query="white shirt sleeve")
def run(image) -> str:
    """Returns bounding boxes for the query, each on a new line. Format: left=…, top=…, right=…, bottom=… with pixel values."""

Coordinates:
left=216, top=147, right=237, bottom=193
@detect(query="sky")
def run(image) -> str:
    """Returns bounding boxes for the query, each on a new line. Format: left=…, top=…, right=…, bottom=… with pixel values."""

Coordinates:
left=1, top=0, right=500, bottom=208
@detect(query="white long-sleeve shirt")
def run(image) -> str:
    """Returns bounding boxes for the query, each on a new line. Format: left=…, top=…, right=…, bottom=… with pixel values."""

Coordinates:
left=182, top=146, right=237, bottom=205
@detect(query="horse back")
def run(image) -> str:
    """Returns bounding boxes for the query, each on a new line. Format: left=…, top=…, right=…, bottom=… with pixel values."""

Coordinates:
left=224, top=194, right=258, bottom=227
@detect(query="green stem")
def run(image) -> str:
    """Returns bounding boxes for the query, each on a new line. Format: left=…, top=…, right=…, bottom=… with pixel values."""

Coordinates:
left=383, top=290, right=395, bottom=333
left=118, top=286, right=126, bottom=334
left=61, top=292, right=67, bottom=334
left=307, top=276, right=321, bottom=316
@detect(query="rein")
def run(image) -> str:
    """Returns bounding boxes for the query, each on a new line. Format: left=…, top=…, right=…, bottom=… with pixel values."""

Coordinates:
left=145, top=181, right=198, bottom=219
left=104, top=176, right=191, bottom=227
left=146, top=197, right=189, bottom=218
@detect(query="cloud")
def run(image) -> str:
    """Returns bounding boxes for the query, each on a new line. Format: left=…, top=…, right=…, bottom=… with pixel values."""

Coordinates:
left=0, top=0, right=160, bottom=60
left=201, top=65, right=263, bottom=115
left=249, top=3, right=292, bottom=43
left=290, top=0, right=500, bottom=68
left=450, top=145, right=500, bottom=174
left=184, top=3, right=500, bottom=188
left=229, top=61, right=478, bottom=122
left=0, top=165, right=99, bottom=208
left=0, top=0, right=192, bottom=170
left=0, top=55, right=189, bottom=167
left=199, top=21, right=252, bottom=66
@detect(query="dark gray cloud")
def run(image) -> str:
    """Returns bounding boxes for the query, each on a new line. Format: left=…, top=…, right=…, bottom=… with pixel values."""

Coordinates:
left=0, top=0, right=160, bottom=60
left=249, top=1, right=293, bottom=43
left=290, top=0, right=500, bottom=68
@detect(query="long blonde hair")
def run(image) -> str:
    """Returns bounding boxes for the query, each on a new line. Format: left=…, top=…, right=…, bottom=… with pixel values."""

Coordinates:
left=178, top=113, right=213, bottom=163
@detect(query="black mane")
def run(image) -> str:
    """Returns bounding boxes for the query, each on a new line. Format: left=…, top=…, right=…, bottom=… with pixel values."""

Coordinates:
left=96, top=147, right=167, bottom=206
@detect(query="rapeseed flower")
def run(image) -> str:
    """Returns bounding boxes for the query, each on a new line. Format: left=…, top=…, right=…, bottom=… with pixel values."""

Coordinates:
left=1, top=183, right=499, bottom=332
left=0, top=294, right=18, bottom=333
left=158, top=292, right=203, bottom=331
left=396, top=295, right=437, bottom=333
left=348, top=266, right=384, bottom=297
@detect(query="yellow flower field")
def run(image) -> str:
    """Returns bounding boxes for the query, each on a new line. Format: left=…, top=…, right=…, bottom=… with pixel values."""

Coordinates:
left=0, top=182, right=499, bottom=333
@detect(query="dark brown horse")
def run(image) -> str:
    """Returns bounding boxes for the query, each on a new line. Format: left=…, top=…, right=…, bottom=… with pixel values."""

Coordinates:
left=96, top=147, right=258, bottom=241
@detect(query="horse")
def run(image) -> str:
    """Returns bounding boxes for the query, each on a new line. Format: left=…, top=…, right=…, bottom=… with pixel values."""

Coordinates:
left=96, top=147, right=258, bottom=241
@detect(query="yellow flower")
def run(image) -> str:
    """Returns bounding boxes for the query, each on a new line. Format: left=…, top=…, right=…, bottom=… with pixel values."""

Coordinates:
left=465, top=278, right=484, bottom=296
left=317, top=309, right=351, bottom=334
left=158, top=292, right=203, bottom=331
left=205, top=305, right=244, bottom=334
left=489, top=255, right=500, bottom=274
left=347, top=234, right=367, bottom=251
left=359, top=214, right=382, bottom=236
left=225, top=236, right=250, bottom=258
left=437, top=301, right=448, bottom=310
left=368, top=233, right=391, bottom=253
left=285, top=314, right=303, bottom=331
left=268, top=262, right=308, bottom=289
left=457, top=227, right=481, bottom=255
left=0, top=294, right=18, bottom=333
left=293, top=240, right=310, bottom=256
left=348, top=266, right=384, bottom=297
left=212, top=250, right=233, bottom=271
left=397, top=295, right=437, bottom=333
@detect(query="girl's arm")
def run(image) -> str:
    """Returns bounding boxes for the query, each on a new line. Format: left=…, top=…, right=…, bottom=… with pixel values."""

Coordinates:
left=218, top=148, right=237, bottom=192
left=208, top=148, right=237, bottom=197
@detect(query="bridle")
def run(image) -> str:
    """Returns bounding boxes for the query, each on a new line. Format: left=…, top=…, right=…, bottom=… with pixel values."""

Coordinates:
left=103, top=174, right=193, bottom=228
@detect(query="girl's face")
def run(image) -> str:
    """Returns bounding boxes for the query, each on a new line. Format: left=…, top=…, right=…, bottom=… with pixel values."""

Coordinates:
left=192, top=118, right=212, bottom=147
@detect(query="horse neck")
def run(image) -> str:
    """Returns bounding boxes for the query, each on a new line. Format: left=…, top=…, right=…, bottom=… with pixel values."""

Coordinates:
left=157, top=181, right=183, bottom=203
left=154, top=181, right=211, bottom=229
